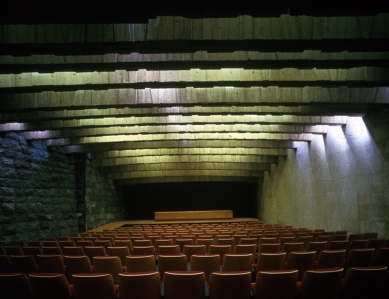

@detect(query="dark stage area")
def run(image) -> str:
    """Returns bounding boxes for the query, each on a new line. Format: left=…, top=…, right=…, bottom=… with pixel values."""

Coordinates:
left=122, top=182, right=258, bottom=220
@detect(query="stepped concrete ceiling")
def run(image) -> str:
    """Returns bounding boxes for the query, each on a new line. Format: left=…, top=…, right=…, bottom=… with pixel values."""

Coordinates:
left=1, top=1, right=388, bottom=185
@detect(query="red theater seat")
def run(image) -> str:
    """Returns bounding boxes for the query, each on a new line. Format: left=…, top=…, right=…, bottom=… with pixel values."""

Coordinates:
left=29, top=273, right=72, bottom=299
left=252, top=269, right=298, bottom=299
left=119, top=272, right=160, bottom=299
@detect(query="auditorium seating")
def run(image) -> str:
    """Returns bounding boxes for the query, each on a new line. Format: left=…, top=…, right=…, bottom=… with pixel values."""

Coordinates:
left=374, top=247, right=389, bottom=267
left=126, top=255, right=156, bottom=272
left=133, top=245, right=156, bottom=256
left=29, top=273, right=72, bottom=299
left=285, top=251, right=316, bottom=281
left=158, top=254, right=187, bottom=281
left=77, top=240, right=94, bottom=248
left=26, top=240, right=42, bottom=247
left=281, top=242, right=304, bottom=258
left=0, top=254, right=12, bottom=272
left=42, top=246, right=63, bottom=255
left=84, top=246, right=107, bottom=265
left=59, top=240, right=76, bottom=248
left=106, top=246, right=130, bottom=266
left=63, top=246, right=85, bottom=256
left=190, top=254, right=220, bottom=282
left=119, top=272, right=160, bottom=299
left=345, top=248, right=375, bottom=270
left=9, top=255, right=37, bottom=274
left=252, top=269, right=298, bottom=299
left=234, top=244, right=256, bottom=263
left=196, top=238, right=214, bottom=253
left=64, top=255, right=93, bottom=283
left=368, top=238, right=389, bottom=252
left=12, top=241, right=26, bottom=247
left=305, top=242, right=328, bottom=260
left=296, top=236, right=313, bottom=250
left=258, top=243, right=281, bottom=254
left=183, top=245, right=206, bottom=263
left=42, top=241, right=58, bottom=247
left=209, top=271, right=252, bottom=299
left=222, top=253, right=253, bottom=272
left=316, top=250, right=346, bottom=269
left=0, top=272, right=33, bottom=299
left=254, top=252, right=287, bottom=272
left=158, top=245, right=181, bottom=255
left=72, top=273, right=118, bottom=299
left=93, top=256, right=124, bottom=284
left=44, top=237, right=57, bottom=241
left=331, top=234, right=348, bottom=241
left=208, top=245, right=232, bottom=265
left=342, top=266, right=387, bottom=299
left=1, top=223, right=388, bottom=299
left=4, top=246, right=23, bottom=255
left=164, top=271, right=205, bottom=299
left=133, top=239, right=152, bottom=247
left=347, top=239, right=369, bottom=252
left=36, top=254, right=66, bottom=274
left=298, top=268, right=343, bottom=299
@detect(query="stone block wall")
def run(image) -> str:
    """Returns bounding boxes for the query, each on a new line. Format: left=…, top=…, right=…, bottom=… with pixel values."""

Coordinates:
left=0, top=133, right=78, bottom=244
left=0, top=133, right=125, bottom=245
left=84, top=159, right=124, bottom=231
left=259, top=114, right=389, bottom=237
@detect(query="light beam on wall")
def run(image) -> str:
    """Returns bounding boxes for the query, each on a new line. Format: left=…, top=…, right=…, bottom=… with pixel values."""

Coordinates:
left=345, top=117, right=370, bottom=143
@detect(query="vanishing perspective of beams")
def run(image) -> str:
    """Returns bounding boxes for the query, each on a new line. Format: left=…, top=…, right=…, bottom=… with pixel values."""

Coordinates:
left=1, top=12, right=388, bottom=184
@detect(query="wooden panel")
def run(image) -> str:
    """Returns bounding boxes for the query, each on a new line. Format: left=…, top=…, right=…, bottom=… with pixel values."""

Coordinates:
left=154, top=210, right=233, bottom=221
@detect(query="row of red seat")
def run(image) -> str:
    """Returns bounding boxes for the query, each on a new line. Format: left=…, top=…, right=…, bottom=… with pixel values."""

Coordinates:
left=1, top=266, right=388, bottom=299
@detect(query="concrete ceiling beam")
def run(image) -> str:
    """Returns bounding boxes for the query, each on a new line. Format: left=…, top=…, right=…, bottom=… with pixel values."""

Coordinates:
left=115, top=176, right=261, bottom=185
left=41, top=132, right=314, bottom=146
left=102, top=162, right=273, bottom=173
left=2, top=87, right=388, bottom=111
left=110, top=169, right=264, bottom=180
left=90, top=147, right=288, bottom=159
left=63, top=140, right=296, bottom=153
left=0, top=105, right=372, bottom=123
left=97, top=155, right=278, bottom=167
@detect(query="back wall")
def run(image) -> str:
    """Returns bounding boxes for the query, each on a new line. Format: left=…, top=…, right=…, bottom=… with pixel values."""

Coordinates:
left=122, top=181, right=258, bottom=220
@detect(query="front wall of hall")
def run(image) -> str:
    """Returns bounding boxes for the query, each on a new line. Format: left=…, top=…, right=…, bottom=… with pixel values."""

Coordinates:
left=259, top=114, right=389, bottom=238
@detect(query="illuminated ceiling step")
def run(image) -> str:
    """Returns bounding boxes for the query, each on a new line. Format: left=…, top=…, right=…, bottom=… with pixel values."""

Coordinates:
left=1, top=13, right=388, bottom=39
left=111, top=169, right=263, bottom=179
left=0, top=116, right=347, bottom=132
left=91, top=147, right=288, bottom=159
left=3, top=80, right=387, bottom=93
left=0, top=115, right=347, bottom=131
left=97, top=155, right=278, bottom=167
left=1, top=60, right=388, bottom=74
left=1, top=51, right=389, bottom=73
left=0, top=105, right=375, bottom=123
left=115, top=176, right=261, bottom=185
left=0, top=57, right=389, bottom=74
left=42, top=132, right=314, bottom=146
left=20, top=125, right=328, bottom=140
left=1, top=15, right=388, bottom=44
left=63, top=140, right=295, bottom=153
left=102, top=162, right=273, bottom=173
left=1, top=68, right=387, bottom=88
left=2, top=87, right=388, bottom=110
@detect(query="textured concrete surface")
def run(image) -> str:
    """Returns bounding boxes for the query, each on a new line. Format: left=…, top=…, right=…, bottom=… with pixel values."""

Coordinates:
left=259, top=115, right=389, bottom=237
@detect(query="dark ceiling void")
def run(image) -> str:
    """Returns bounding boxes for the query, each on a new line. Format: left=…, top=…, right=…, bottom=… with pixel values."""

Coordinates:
left=0, top=0, right=388, bottom=24
left=2, top=39, right=389, bottom=56
left=122, top=181, right=259, bottom=220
